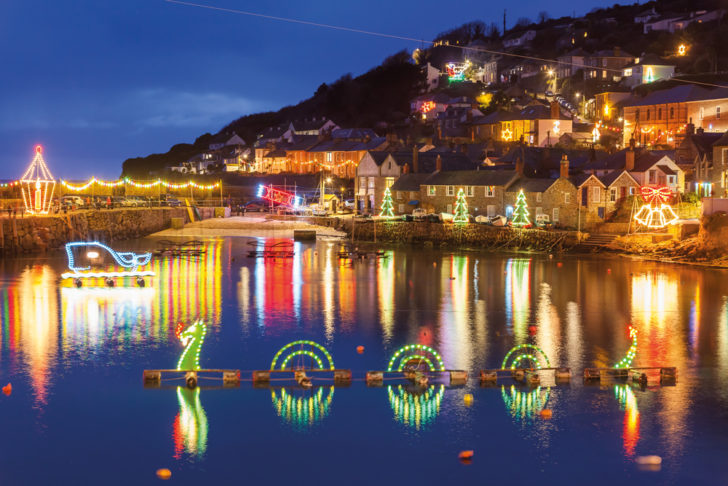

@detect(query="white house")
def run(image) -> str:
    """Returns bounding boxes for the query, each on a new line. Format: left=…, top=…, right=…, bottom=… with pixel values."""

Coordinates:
left=622, top=55, right=675, bottom=87
left=503, top=30, right=536, bottom=49
left=209, top=132, right=245, bottom=150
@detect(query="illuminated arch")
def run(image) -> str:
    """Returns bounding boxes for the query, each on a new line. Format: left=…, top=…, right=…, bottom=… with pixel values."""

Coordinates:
left=270, top=340, right=334, bottom=370
left=388, top=384, right=444, bottom=429
left=614, top=326, right=638, bottom=368
left=387, top=344, right=445, bottom=372
left=501, top=344, right=551, bottom=369
left=271, top=386, right=334, bottom=429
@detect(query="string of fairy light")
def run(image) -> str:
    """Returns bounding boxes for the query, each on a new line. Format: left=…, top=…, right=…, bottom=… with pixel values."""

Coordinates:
left=166, top=0, right=728, bottom=91
left=60, top=177, right=220, bottom=191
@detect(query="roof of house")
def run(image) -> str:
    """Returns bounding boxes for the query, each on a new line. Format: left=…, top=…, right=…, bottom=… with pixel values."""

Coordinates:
left=558, top=48, right=589, bottom=59
left=390, top=173, right=431, bottom=192
left=292, top=118, right=334, bottom=131
left=657, top=164, right=677, bottom=175
left=366, top=151, right=391, bottom=166
left=591, top=48, right=634, bottom=58
left=686, top=132, right=723, bottom=157
left=497, top=146, right=602, bottom=178
left=623, top=53, right=675, bottom=68
left=506, top=177, right=559, bottom=193
left=713, top=130, right=728, bottom=147
left=388, top=151, right=478, bottom=173
left=424, top=169, right=518, bottom=187
left=583, top=149, right=673, bottom=172
left=286, top=135, right=320, bottom=151
left=598, top=170, right=638, bottom=187
left=210, top=131, right=240, bottom=144
left=332, top=128, right=378, bottom=140
left=263, top=149, right=287, bottom=158
left=307, top=137, right=387, bottom=153
left=572, top=173, right=605, bottom=187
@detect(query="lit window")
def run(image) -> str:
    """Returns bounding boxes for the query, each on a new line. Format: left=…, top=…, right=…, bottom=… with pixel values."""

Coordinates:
left=428, top=185, right=436, bottom=196
left=699, top=107, right=704, bottom=120
left=592, top=186, right=601, bottom=202
left=610, top=188, right=617, bottom=202
left=485, top=186, right=494, bottom=197
left=624, top=68, right=632, bottom=77
left=629, top=187, right=636, bottom=195
left=447, top=186, right=455, bottom=196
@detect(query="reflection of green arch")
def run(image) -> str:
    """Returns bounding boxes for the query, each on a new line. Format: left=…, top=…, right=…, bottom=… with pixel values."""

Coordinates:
left=387, top=344, right=445, bottom=372
left=501, top=385, right=550, bottom=419
left=388, top=384, right=444, bottom=429
left=271, top=386, right=334, bottom=429
left=501, top=344, right=550, bottom=369
left=270, top=340, right=334, bottom=370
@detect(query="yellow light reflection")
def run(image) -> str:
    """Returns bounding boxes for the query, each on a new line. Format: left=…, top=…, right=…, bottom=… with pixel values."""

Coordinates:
left=388, top=384, right=444, bottom=430
left=506, top=259, right=531, bottom=340
left=377, top=251, right=395, bottom=344
left=271, top=386, right=334, bottom=429
left=614, top=385, right=639, bottom=457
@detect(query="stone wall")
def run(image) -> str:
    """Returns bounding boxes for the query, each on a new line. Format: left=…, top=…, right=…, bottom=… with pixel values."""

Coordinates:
left=310, top=217, right=579, bottom=252
left=0, top=208, right=187, bottom=254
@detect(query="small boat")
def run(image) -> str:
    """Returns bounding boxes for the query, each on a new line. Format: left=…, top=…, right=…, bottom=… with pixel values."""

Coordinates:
left=61, top=241, right=154, bottom=287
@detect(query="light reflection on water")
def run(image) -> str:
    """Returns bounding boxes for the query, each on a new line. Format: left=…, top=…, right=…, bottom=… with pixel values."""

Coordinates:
left=1, top=240, right=728, bottom=484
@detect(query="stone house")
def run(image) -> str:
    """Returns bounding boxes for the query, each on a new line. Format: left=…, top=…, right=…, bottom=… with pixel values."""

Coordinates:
left=416, top=169, right=519, bottom=216
left=572, top=173, right=607, bottom=222
left=355, top=150, right=476, bottom=214
left=583, top=145, right=684, bottom=192
left=389, top=173, right=431, bottom=215
left=599, top=170, right=640, bottom=215
left=504, top=175, right=578, bottom=227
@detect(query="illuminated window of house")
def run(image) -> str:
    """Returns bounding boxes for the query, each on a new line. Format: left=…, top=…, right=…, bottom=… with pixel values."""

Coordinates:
left=699, top=107, right=704, bottom=120
left=385, top=177, right=395, bottom=188
left=447, top=186, right=455, bottom=196
left=610, top=188, right=617, bottom=202
left=428, top=185, right=436, bottom=196
left=326, top=152, right=332, bottom=162
left=485, top=186, right=494, bottom=197
left=368, top=177, right=375, bottom=189
left=592, top=186, right=600, bottom=202
left=624, top=68, right=632, bottom=77
left=629, top=187, right=636, bottom=195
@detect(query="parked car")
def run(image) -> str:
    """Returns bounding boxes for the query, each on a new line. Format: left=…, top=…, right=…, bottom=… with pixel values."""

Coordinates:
left=426, top=213, right=442, bottom=223
left=535, top=214, right=552, bottom=228
left=112, top=196, right=137, bottom=208
left=125, top=196, right=147, bottom=207
left=160, top=195, right=182, bottom=207
left=60, top=195, right=85, bottom=208
left=244, top=201, right=267, bottom=212
left=412, top=208, right=427, bottom=221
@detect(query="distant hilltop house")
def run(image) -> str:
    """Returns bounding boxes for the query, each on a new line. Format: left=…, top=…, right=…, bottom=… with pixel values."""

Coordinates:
left=503, top=30, right=536, bottom=49
left=209, top=131, right=245, bottom=150
left=641, top=9, right=725, bottom=34
left=676, top=129, right=728, bottom=197
left=254, top=117, right=339, bottom=163
left=584, top=48, right=635, bottom=82
left=171, top=143, right=251, bottom=174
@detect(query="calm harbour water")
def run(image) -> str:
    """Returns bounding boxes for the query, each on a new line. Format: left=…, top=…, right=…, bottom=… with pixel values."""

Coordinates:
left=1, top=236, right=727, bottom=485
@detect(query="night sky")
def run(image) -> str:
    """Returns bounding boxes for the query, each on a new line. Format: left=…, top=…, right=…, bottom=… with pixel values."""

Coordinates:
left=1, top=0, right=614, bottom=179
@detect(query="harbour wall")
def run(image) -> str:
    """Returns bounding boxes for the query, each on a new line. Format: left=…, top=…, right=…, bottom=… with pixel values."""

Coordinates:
left=0, top=208, right=188, bottom=254
left=307, top=217, right=580, bottom=252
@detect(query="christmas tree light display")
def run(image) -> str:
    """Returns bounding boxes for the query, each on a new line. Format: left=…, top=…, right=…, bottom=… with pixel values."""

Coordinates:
left=633, top=186, right=678, bottom=229
left=379, top=187, right=395, bottom=218
left=511, top=189, right=530, bottom=227
left=20, top=145, right=56, bottom=214
left=453, top=188, right=469, bottom=223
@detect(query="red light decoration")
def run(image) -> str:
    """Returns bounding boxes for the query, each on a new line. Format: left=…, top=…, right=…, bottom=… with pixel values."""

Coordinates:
left=257, top=184, right=302, bottom=208
left=420, top=101, right=435, bottom=113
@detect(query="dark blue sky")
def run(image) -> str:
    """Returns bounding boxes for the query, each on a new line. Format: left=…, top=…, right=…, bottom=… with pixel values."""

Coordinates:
left=1, top=0, right=615, bottom=179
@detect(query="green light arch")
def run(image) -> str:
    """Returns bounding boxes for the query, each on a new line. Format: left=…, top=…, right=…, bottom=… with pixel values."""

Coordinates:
left=270, top=340, right=334, bottom=370
left=387, top=344, right=445, bottom=372
left=501, top=344, right=551, bottom=370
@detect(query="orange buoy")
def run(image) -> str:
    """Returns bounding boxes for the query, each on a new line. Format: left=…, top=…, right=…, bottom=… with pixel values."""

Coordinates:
left=458, top=450, right=474, bottom=464
left=356, top=345, right=365, bottom=354
left=463, top=393, right=473, bottom=406
left=528, top=325, right=538, bottom=336
left=2, top=383, right=11, bottom=396
left=557, top=262, right=563, bottom=268
left=156, top=468, right=172, bottom=480
left=540, top=409, right=553, bottom=419
left=607, top=268, right=611, bottom=274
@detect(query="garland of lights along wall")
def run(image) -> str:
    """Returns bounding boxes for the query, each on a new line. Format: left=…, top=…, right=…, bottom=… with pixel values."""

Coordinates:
left=60, top=177, right=220, bottom=198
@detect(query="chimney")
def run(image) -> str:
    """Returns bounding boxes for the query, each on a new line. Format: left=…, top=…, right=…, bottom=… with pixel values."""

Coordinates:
left=560, top=154, right=569, bottom=179
left=550, top=101, right=560, bottom=119
left=626, top=145, right=635, bottom=171
left=515, top=156, right=524, bottom=176
left=614, top=46, right=621, bottom=57
left=403, top=162, right=410, bottom=174
left=697, top=127, right=705, bottom=135
left=686, top=122, right=695, bottom=135
left=412, top=146, right=419, bottom=173
left=436, top=154, right=442, bottom=172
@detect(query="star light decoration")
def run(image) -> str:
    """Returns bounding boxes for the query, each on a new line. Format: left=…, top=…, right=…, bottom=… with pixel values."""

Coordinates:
left=20, top=145, right=56, bottom=214
left=633, top=186, right=678, bottom=229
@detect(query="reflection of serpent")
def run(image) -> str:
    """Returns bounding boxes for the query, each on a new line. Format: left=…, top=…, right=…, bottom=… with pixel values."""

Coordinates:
left=388, top=384, right=444, bottom=430
left=176, top=320, right=206, bottom=370
left=173, top=387, right=208, bottom=458
left=614, top=385, right=640, bottom=456
left=271, top=386, right=334, bottom=429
